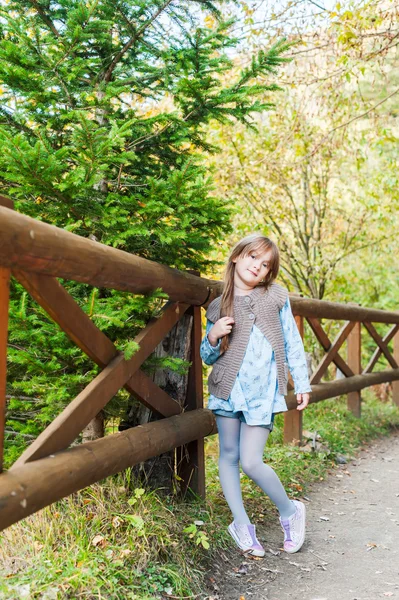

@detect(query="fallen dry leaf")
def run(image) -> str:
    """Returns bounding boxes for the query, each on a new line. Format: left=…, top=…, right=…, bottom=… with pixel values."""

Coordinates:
left=112, top=516, right=123, bottom=528
left=366, top=542, right=377, bottom=551
left=91, top=534, right=106, bottom=548
left=33, top=541, right=44, bottom=551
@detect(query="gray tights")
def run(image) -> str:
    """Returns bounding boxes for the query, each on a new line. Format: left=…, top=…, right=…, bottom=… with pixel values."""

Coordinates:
left=216, top=415, right=295, bottom=524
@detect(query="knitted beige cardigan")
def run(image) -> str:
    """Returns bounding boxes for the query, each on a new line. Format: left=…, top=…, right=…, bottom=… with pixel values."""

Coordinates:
left=205, top=282, right=289, bottom=400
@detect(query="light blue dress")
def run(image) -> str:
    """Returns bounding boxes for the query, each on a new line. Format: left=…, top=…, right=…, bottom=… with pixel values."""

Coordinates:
left=200, top=298, right=311, bottom=427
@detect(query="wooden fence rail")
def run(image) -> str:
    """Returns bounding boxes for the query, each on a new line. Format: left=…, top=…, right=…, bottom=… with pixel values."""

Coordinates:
left=1, top=197, right=399, bottom=532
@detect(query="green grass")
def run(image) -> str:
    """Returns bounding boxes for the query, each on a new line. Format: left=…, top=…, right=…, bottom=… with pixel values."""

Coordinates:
left=1, top=390, right=399, bottom=599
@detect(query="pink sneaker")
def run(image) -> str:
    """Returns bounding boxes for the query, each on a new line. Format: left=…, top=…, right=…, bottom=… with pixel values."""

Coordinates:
left=228, top=522, right=265, bottom=557
left=279, top=500, right=306, bottom=553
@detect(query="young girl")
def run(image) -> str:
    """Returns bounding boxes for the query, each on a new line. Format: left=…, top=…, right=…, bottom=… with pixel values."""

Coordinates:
left=200, top=233, right=311, bottom=557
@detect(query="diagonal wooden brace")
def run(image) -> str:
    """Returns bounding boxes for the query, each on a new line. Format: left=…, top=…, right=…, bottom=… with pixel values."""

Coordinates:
left=363, top=324, right=399, bottom=374
left=363, top=322, right=399, bottom=370
left=0, top=267, right=11, bottom=473
left=306, top=317, right=355, bottom=378
left=12, top=278, right=189, bottom=466
left=311, top=321, right=357, bottom=384
left=13, top=270, right=182, bottom=419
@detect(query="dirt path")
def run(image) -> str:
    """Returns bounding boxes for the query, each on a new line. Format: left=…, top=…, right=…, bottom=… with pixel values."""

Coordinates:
left=205, top=429, right=399, bottom=600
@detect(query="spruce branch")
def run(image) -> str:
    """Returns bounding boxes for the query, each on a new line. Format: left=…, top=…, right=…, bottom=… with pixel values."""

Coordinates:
left=102, top=0, right=174, bottom=83
left=27, top=0, right=61, bottom=39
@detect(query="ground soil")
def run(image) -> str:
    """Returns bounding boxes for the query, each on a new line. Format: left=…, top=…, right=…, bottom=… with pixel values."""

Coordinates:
left=205, top=429, right=399, bottom=600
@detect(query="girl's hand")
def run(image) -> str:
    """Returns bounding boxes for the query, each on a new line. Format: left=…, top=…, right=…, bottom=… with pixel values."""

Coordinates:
left=208, top=317, right=235, bottom=346
left=296, top=393, right=310, bottom=411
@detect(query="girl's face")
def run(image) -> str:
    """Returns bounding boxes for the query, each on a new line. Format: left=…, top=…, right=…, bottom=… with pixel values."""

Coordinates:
left=232, top=248, right=273, bottom=290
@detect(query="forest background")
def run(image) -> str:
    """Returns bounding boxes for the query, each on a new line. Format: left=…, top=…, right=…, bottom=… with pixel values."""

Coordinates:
left=0, top=0, right=399, bottom=597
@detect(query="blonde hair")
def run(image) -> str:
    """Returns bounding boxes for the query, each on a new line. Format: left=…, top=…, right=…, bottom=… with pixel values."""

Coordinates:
left=220, top=233, right=280, bottom=354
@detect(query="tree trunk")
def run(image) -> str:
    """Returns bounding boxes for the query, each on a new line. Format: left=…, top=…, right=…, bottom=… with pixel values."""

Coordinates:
left=82, top=411, right=105, bottom=442
left=119, top=312, right=193, bottom=494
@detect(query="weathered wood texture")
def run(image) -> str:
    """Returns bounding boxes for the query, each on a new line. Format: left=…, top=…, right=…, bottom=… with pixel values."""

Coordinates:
left=283, top=315, right=304, bottom=445
left=0, top=206, right=222, bottom=306
left=290, top=296, right=399, bottom=325
left=177, top=303, right=206, bottom=498
left=13, top=301, right=189, bottom=467
left=310, top=321, right=356, bottom=385
left=0, top=195, right=14, bottom=209
left=283, top=369, right=399, bottom=409
left=0, top=267, right=10, bottom=472
left=127, top=309, right=194, bottom=493
left=14, top=269, right=183, bottom=453
left=0, top=409, right=217, bottom=532
left=363, top=322, right=398, bottom=369
left=14, top=270, right=117, bottom=366
left=14, top=271, right=181, bottom=419
left=363, top=325, right=399, bottom=374
left=306, top=317, right=354, bottom=377
left=2, top=205, right=399, bottom=321
left=393, top=332, right=399, bottom=407
left=347, top=322, right=362, bottom=417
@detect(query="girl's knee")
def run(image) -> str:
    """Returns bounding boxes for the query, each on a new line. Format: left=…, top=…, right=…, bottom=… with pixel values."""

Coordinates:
left=240, top=457, right=263, bottom=477
left=219, top=444, right=239, bottom=465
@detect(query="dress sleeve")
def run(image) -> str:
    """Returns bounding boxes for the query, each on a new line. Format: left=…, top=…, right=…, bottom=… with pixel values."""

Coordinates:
left=280, top=298, right=312, bottom=394
left=200, top=319, right=222, bottom=365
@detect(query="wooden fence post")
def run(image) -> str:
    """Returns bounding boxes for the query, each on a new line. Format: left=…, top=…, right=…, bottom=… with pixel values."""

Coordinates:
left=393, top=331, right=399, bottom=407
left=284, top=315, right=303, bottom=446
left=0, top=267, right=11, bottom=473
left=177, top=272, right=205, bottom=498
left=0, top=197, right=13, bottom=472
left=347, top=321, right=361, bottom=417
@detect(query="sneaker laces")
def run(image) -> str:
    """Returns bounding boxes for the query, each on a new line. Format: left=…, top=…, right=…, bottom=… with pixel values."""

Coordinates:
left=235, top=523, right=253, bottom=546
left=281, top=520, right=292, bottom=542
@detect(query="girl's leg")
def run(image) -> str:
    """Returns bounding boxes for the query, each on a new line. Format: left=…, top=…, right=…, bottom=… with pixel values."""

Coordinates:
left=216, top=415, right=251, bottom=524
left=239, top=422, right=295, bottom=520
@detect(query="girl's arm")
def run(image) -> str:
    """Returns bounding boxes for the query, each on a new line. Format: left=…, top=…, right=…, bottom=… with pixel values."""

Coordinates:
left=280, top=298, right=312, bottom=394
left=200, top=319, right=222, bottom=365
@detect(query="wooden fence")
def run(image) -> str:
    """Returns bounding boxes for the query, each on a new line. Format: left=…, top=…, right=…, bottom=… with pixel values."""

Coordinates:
left=1, top=197, right=399, bottom=532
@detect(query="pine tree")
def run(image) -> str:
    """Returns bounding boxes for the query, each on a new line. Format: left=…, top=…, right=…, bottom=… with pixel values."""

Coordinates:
left=0, top=0, right=290, bottom=464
